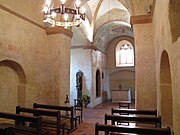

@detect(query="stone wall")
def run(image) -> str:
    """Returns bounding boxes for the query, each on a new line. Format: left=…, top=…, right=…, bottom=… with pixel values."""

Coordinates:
left=70, top=48, right=92, bottom=106
left=153, top=0, right=180, bottom=134
left=0, top=1, right=71, bottom=112
left=133, top=23, right=157, bottom=110
left=106, top=36, right=135, bottom=101
left=70, top=48, right=106, bottom=107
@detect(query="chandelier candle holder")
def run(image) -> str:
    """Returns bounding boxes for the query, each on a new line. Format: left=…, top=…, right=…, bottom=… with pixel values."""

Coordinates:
left=43, top=0, right=86, bottom=28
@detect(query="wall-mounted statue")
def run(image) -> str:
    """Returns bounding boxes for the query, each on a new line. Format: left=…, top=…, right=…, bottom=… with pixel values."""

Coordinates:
left=76, top=70, right=83, bottom=99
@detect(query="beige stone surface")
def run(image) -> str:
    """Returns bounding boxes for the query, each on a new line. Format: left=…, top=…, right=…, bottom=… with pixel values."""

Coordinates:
left=0, top=0, right=44, bottom=25
left=132, top=0, right=153, bottom=15
left=0, top=1, right=71, bottom=110
left=133, top=23, right=156, bottom=110
left=0, top=0, right=180, bottom=134
left=107, top=36, right=135, bottom=101
left=0, top=65, right=18, bottom=113
left=153, top=0, right=180, bottom=134
left=110, top=80, right=135, bottom=101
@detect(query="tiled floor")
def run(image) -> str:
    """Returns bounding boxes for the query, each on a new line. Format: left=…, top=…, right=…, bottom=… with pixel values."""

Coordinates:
left=70, top=100, right=134, bottom=135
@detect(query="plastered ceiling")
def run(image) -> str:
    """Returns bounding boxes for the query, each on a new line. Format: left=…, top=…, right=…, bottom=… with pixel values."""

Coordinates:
left=71, top=0, right=153, bottom=53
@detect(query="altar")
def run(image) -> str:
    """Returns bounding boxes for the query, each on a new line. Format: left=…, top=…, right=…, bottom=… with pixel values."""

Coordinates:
left=111, top=89, right=131, bottom=102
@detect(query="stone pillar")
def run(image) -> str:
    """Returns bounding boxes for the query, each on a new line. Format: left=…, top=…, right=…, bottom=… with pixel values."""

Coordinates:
left=45, top=27, right=72, bottom=105
left=131, top=15, right=156, bottom=109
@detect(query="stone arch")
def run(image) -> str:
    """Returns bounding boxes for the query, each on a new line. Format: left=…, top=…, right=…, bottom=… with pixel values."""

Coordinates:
left=0, top=60, right=26, bottom=112
left=160, top=51, right=173, bottom=128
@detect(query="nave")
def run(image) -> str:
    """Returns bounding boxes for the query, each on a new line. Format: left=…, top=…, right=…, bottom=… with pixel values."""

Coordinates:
left=70, top=101, right=134, bottom=135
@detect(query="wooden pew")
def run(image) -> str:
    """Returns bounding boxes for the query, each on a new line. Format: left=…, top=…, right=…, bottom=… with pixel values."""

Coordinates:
left=0, top=111, right=49, bottom=135
left=111, top=108, right=157, bottom=116
left=16, top=106, right=65, bottom=135
left=33, top=103, right=77, bottom=133
left=105, top=114, right=161, bottom=128
left=95, top=123, right=171, bottom=135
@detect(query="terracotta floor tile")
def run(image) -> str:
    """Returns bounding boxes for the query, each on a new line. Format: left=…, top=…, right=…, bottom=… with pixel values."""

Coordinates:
left=69, top=100, right=134, bottom=135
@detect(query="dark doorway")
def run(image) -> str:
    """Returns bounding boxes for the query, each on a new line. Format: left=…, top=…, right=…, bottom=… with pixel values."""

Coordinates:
left=96, top=69, right=101, bottom=98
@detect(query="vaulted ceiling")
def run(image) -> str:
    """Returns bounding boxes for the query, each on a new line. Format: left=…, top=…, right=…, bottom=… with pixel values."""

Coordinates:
left=71, top=0, right=154, bottom=53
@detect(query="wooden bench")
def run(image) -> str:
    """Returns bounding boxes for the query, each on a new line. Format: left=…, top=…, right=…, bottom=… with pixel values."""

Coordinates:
left=105, top=114, right=161, bottom=128
left=111, top=108, right=157, bottom=116
left=33, top=103, right=77, bottom=133
left=0, top=111, right=49, bottom=135
left=16, top=106, right=65, bottom=135
left=95, top=123, right=171, bottom=135
left=74, top=99, right=83, bottom=123
left=118, top=101, right=131, bottom=109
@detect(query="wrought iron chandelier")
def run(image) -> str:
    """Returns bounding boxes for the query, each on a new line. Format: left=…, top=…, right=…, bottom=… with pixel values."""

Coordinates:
left=43, top=0, right=86, bottom=28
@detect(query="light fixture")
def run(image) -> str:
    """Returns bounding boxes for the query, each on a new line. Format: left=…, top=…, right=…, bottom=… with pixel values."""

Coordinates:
left=43, top=0, right=86, bottom=28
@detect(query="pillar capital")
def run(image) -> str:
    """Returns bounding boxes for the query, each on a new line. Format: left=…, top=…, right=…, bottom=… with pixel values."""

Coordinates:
left=45, top=27, right=73, bottom=38
left=130, top=15, right=152, bottom=25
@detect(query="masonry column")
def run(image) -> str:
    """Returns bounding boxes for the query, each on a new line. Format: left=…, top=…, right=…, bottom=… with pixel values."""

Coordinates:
left=45, top=27, right=72, bottom=105
left=131, top=15, right=156, bottom=109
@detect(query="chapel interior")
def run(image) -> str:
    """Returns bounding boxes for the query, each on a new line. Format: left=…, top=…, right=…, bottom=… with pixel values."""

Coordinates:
left=0, top=0, right=180, bottom=135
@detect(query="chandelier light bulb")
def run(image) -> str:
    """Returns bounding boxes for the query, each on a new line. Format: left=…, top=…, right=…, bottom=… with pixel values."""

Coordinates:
left=45, top=0, right=51, bottom=7
left=43, top=6, right=49, bottom=14
left=76, top=0, right=81, bottom=7
left=51, top=12, right=57, bottom=18
left=80, top=7, right=86, bottom=14
left=61, top=0, right=66, bottom=4
left=64, top=14, right=69, bottom=21
left=76, top=14, right=80, bottom=20
left=64, top=23, right=68, bottom=29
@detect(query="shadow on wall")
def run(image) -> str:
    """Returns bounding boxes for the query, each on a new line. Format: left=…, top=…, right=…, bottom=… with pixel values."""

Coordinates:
left=169, top=0, right=180, bottom=42
left=0, top=60, right=26, bottom=112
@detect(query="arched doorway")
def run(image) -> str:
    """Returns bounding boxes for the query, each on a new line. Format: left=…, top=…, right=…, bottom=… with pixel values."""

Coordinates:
left=160, top=51, right=173, bottom=128
left=96, top=69, right=101, bottom=98
left=0, top=60, right=26, bottom=112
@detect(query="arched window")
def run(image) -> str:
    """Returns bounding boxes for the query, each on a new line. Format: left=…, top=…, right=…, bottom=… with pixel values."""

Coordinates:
left=96, top=69, right=101, bottom=98
left=116, top=40, right=134, bottom=67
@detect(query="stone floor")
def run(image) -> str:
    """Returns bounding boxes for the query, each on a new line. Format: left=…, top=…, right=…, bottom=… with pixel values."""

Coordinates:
left=70, top=100, right=134, bottom=135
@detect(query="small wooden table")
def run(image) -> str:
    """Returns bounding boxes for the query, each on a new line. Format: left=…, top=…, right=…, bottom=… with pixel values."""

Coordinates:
left=118, top=101, right=131, bottom=109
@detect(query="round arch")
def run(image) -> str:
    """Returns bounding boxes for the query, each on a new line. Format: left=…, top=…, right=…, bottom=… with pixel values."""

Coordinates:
left=96, top=69, right=101, bottom=98
left=0, top=60, right=27, bottom=112
left=160, top=50, right=173, bottom=128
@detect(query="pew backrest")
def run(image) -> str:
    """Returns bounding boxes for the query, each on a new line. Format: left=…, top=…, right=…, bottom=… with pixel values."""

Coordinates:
left=105, top=114, right=161, bottom=127
left=111, top=108, right=157, bottom=116
left=16, top=106, right=62, bottom=135
left=95, top=123, right=171, bottom=135
left=33, top=103, right=75, bottom=131
left=0, top=111, right=45, bottom=135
